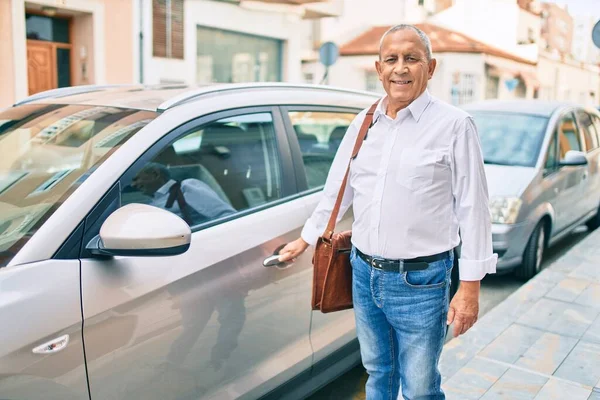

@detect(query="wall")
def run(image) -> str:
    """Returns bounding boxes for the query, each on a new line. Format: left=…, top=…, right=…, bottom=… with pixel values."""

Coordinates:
left=537, top=53, right=600, bottom=106
left=319, top=0, right=410, bottom=45
left=103, top=0, right=134, bottom=84
left=432, top=0, right=521, bottom=55
left=143, top=0, right=310, bottom=85
left=540, top=2, right=573, bottom=57
left=432, top=52, right=485, bottom=105
left=72, top=14, right=95, bottom=86
left=0, top=0, right=15, bottom=107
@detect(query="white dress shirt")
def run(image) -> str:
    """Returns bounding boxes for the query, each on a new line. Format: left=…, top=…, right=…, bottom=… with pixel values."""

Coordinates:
left=301, top=89, right=497, bottom=281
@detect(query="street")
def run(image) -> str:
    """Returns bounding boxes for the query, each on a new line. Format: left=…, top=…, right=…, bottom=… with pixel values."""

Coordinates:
left=307, top=225, right=592, bottom=400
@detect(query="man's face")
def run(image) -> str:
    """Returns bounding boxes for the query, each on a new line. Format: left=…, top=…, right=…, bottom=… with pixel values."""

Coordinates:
left=132, top=169, right=165, bottom=196
left=376, top=30, right=436, bottom=109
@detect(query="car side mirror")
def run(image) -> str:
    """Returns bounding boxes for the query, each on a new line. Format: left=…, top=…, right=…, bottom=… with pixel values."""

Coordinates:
left=559, top=150, right=588, bottom=167
left=86, top=204, right=191, bottom=257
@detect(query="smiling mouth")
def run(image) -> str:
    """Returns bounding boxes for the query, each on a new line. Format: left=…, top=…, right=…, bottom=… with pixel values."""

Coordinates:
left=391, top=80, right=412, bottom=86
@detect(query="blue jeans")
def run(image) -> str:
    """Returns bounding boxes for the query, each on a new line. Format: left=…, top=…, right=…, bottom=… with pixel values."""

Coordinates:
left=350, top=246, right=453, bottom=400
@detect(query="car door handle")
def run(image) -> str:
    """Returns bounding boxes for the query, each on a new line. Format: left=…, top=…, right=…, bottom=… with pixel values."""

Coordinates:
left=583, top=172, right=588, bottom=181
left=32, top=334, right=69, bottom=355
left=263, top=243, right=288, bottom=267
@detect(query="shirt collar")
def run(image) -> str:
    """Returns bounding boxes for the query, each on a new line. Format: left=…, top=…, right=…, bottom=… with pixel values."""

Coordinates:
left=374, top=89, right=431, bottom=123
left=155, top=179, right=177, bottom=196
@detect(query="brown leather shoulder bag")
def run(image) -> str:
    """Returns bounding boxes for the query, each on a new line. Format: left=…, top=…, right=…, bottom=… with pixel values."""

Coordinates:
left=311, top=100, right=380, bottom=313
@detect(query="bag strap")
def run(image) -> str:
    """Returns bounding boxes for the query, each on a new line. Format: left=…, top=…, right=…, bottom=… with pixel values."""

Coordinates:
left=323, top=100, right=380, bottom=241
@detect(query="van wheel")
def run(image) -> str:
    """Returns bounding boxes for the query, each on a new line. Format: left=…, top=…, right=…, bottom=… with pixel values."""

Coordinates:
left=516, top=221, right=546, bottom=280
left=586, top=205, right=600, bottom=231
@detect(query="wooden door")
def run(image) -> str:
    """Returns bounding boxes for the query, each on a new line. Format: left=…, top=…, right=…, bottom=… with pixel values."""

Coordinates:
left=27, top=41, right=56, bottom=95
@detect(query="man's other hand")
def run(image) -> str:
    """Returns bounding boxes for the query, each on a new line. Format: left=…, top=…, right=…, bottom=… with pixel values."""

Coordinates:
left=278, top=238, right=310, bottom=263
left=447, top=280, right=480, bottom=337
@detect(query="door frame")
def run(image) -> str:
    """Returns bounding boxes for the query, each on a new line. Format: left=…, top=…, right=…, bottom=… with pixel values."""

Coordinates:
left=279, top=105, right=364, bottom=194
left=25, top=10, right=75, bottom=94
left=53, top=106, right=300, bottom=262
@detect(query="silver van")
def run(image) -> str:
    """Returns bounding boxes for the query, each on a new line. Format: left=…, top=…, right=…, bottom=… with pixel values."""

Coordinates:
left=464, top=100, right=600, bottom=279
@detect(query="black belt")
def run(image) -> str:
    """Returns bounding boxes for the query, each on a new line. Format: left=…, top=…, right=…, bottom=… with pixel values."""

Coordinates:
left=355, top=248, right=450, bottom=273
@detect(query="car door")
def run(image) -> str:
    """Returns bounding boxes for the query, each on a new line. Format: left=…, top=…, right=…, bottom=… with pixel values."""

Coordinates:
left=0, top=102, right=159, bottom=400
left=79, top=107, right=315, bottom=400
left=552, top=111, right=588, bottom=232
left=281, top=105, right=362, bottom=366
left=575, top=109, right=600, bottom=214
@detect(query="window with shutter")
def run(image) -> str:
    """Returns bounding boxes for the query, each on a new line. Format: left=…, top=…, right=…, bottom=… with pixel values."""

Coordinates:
left=153, top=0, right=184, bottom=59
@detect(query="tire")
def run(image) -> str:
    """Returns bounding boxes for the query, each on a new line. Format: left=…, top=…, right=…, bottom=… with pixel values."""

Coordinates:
left=586, top=207, right=600, bottom=231
left=515, top=221, right=546, bottom=280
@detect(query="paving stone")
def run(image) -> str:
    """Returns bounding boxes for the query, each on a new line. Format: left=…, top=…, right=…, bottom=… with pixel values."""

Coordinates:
left=442, top=357, right=508, bottom=400
left=517, top=298, right=570, bottom=331
left=569, top=264, right=600, bottom=284
left=441, top=336, right=487, bottom=382
left=582, top=315, right=600, bottom=344
left=514, top=333, right=578, bottom=375
left=480, top=368, right=547, bottom=400
left=545, top=278, right=590, bottom=302
left=533, top=379, right=591, bottom=400
left=575, top=284, right=600, bottom=310
left=554, top=341, right=600, bottom=387
left=480, top=324, right=544, bottom=364
left=546, top=303, right=599, bottom=339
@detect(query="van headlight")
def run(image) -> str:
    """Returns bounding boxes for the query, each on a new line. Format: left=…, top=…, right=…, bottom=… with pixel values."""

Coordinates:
left=489, top=197, right=522, bottom=224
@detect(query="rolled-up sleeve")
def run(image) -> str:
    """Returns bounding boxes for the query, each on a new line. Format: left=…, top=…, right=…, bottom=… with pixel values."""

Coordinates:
left=300, top=112, right=363, bottom=246
left=452, top=117, right=498, bottom=281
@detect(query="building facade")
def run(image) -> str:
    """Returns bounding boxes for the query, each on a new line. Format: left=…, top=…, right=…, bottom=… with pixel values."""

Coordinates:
left=1, top=0, right=138, bottom=108
left=540, top=1, right=574, bottom=57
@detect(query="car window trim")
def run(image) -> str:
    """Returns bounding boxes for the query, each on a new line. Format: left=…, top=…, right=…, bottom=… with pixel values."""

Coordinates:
left=574, top=109, right=599, bottom=153
left=119, top=106, right=297, bottom=234
left=280, top=105, right=363, bottom=194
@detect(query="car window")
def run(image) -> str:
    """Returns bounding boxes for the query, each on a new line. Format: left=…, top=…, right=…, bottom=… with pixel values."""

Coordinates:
left=468, top=111, right=548, bottom=167
left=576, top=110, right=598, bottom=152
left=544, top=132, right=558, bottom=173
left=121, top=112, right=282, bottom=229
left=557, top=113, right=582, bottom=158
left=0, top=104, right=158, bottom=268
left=288, top=111, right=357, bottom=189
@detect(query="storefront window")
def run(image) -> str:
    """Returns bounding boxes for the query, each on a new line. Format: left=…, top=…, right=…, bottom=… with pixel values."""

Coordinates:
left=196, top=26, right=282, bottom=84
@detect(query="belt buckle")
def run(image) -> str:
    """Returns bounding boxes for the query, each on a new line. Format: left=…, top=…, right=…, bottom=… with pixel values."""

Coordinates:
left=370, top=257, right=385, bottom=270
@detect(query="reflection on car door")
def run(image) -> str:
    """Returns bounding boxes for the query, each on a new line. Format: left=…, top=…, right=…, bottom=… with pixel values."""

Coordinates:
left=0, top=260, right=89, bottom=400
left=79, top=108, right=315, bottom=400
left=553, top=111, right=588, bottom=232
left=283, top=106, right=361, bottom=366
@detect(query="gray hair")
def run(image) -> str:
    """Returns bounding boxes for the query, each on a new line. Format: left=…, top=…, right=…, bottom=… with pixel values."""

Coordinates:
left=379, top=24, right=432, bottom=61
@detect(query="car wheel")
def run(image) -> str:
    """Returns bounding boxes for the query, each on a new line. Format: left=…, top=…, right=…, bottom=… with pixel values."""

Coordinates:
left=585, top=205, right=600, bottom=231
left=516, top=221, right=546, bottom=280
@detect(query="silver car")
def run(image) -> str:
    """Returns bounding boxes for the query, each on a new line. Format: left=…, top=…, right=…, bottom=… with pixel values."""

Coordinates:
left=0, top=83, right=421, bottom=400
left=464, top=100, right=600, bottom=279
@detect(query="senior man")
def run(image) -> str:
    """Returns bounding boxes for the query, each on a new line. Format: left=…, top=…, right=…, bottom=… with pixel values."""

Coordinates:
left=279, top=24, right=497, bottom=399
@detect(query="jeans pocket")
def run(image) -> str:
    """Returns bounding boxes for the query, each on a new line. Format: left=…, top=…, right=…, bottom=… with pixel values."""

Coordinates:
left=403, top=260, right=448, bottom=289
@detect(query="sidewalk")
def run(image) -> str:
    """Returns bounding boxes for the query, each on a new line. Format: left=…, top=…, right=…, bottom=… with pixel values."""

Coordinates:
left=440, top=228, right=600, bottom=400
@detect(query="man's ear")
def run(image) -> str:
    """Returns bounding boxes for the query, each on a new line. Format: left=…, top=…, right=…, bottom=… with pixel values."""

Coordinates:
left=428, top=58, right=437, bottom=80
left=375, top=60, right=383, bottom=82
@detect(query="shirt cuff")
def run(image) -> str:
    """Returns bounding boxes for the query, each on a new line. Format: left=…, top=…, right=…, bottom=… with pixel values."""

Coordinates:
left=301, top=220, right=322, bottom=247
left=458, top=253, right=498, bottom=281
